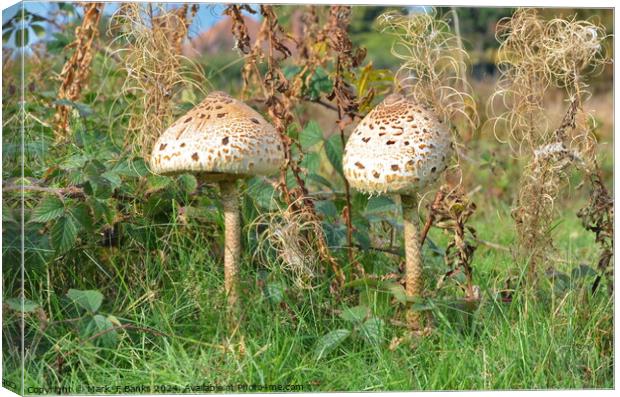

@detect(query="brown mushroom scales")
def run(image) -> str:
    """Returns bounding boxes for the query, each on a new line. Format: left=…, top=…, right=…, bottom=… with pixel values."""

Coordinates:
left=343, top=93, right=451, bottom=195
left=343, top=93, right=453, bottom=331
left=151, top=91, right=284, bottom=178
left=150, top=91, right=285, bottom=314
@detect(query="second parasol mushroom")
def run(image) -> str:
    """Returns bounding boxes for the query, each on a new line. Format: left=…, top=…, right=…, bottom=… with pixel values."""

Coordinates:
left=150, top=91, right=285, bottom=313
left=343, top=93, right=452, bottom=331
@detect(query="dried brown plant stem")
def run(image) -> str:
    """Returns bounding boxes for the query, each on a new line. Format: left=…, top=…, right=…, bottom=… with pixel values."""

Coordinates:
left=54, top=2, right=103, bottom=141
left=220, top=180, right=240, bottom=313
left=325, top=6, right=366, bottom=276
left=491, top=8, right=609, bottom=279
left=111, top=3, right=204, bottom=158
left=401, top=194, right=423, bottom=331
left=230, top=5, right=345, bottom=291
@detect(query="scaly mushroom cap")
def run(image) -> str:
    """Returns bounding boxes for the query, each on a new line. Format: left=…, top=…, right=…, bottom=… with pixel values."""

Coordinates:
left=150, top=91, right=285, bottom=179
left=343, top=94, right=453, bottom=195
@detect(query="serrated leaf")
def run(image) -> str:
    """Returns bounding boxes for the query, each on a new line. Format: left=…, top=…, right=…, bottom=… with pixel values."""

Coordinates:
left=67, top=289, right=103, bottom=312
left=101, top=171, right=122, bottom=189
left=246, top=177, right=276, bottom=209
left=315, top=200, right=338, bottom=219
left=353, top=229, right=371, bottom=250
left=324, top=134, right=344, bottom=177
left=365, top=196, right=396, bottom=214
left=300, top=121, right=324, bottom=149
left=31, top=196, right=64, bottom=223
left=147, top=174, right=172, bottom=192
left=5, top=297, right=39, bottom=313
left=69, top=203, right=94, bottom=232
left=339, top=305, right=369, bottom=323
left=51, top=215, right=77, bottom=253
left=300, top=151, right=320, bottom=173
left=314, top=329, right=350, bottom=360
left=359, top=317, right=384, bottom=345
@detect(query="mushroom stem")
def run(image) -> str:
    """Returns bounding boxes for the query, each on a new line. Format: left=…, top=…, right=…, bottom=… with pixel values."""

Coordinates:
left=220, top=180, right=240, bottom=312
left=401, top=194, right=424, bottom=331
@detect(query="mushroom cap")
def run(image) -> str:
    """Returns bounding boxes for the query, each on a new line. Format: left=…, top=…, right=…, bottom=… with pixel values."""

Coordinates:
left=150, top=91, right=285, bottom=179
left=343, top=94, right=453, bottom=195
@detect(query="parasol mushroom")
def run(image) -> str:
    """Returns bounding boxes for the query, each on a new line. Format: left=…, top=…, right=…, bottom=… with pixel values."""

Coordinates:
left=342, top=93, right=452, bottom=331
left=150, top=91, right=285, bottom=313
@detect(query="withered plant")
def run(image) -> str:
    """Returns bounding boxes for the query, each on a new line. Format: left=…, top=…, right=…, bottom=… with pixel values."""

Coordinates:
left=251, top=197, right=322, bottom=291
left=489, top=8, right=610, bottom=279
left=424, top=185, right=479, bottom=302
left=379, top=9, right=479, bottom=134
left=109, top=3, right=203, bottom=159
left=54, top=2, right=103, bottom=141
left=323, top=6, right=367, bottom=274
left=379, top=9, right=480, bottom=305
left=226, top=5, right=358, bottom=291
left=577, top=170, right=613, bottom=294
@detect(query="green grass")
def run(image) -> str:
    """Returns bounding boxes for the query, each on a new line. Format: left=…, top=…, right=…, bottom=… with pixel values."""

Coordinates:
left=3, top=198, right=613, bottom=393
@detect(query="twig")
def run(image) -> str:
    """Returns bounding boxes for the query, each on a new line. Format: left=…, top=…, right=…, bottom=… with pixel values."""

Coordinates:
left=2, top=184, right=85, bottom=199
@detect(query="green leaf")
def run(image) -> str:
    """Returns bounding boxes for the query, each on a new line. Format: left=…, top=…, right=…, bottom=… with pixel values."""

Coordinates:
left=382, top=281, right=408, bottom=303
left=300, top=151, right=320, bottom=173
left=306, top=173, right=333, bottom=190
left=14, top=28, right=28, bottom=47
left=31, top=196, right=65, bottom=223
left=315, top=200, right=338, bottom=219
left=324, top=134, right=344, bottom=177
left=5, top=297, right=40, bottom=313
left=67, top=289, right=103, bottom=312
left=359, top=317, right=384, bottom=345
left=84, top=314, right=117, bottom=347
left=365, top=196, right=396, bottom=214
left=314, top=329, right=351, bottom=360
left=31, top=24, right=45, bottom=38
left=300, top=121, right=324, bottom=149
left=246, top=177, right=276, bottom=209
left=264, top=281, right=286, bottom=304
left=88, top=197, right=114, bottom=224
left=2, top=29, right=12, bottom=44
left=51, top=215, right=78, bottom=253
left=339, top=305, right=369, bottom=323
left=177, top=174, right=198, bottom=194
left=3, top=203, right=18, bottom=224
left=146, top=174, right=172, bottom=192
left=69, top=203, right=94, bottom=232
left=353, top=229, right=371, bottom=251
left=571, top=264, right=598, bottom=280
left=101, top=170, right=122, bottom=189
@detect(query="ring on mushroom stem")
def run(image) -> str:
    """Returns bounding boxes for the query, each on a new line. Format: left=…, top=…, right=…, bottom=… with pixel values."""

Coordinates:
left=342, top=93, right=453, bottom=332
left=149, top=91, right=285, bottom=318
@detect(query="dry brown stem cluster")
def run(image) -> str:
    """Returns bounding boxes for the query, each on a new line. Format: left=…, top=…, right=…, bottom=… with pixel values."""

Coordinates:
left=490, top=8, right=610, bottom=277
left=227, top=5, right=347, bottom=291
left=379, top=10, right=478, bottom=134
left=110, top=3, right=202, bottom=158
left=54, top=2, right=103, bottom=140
